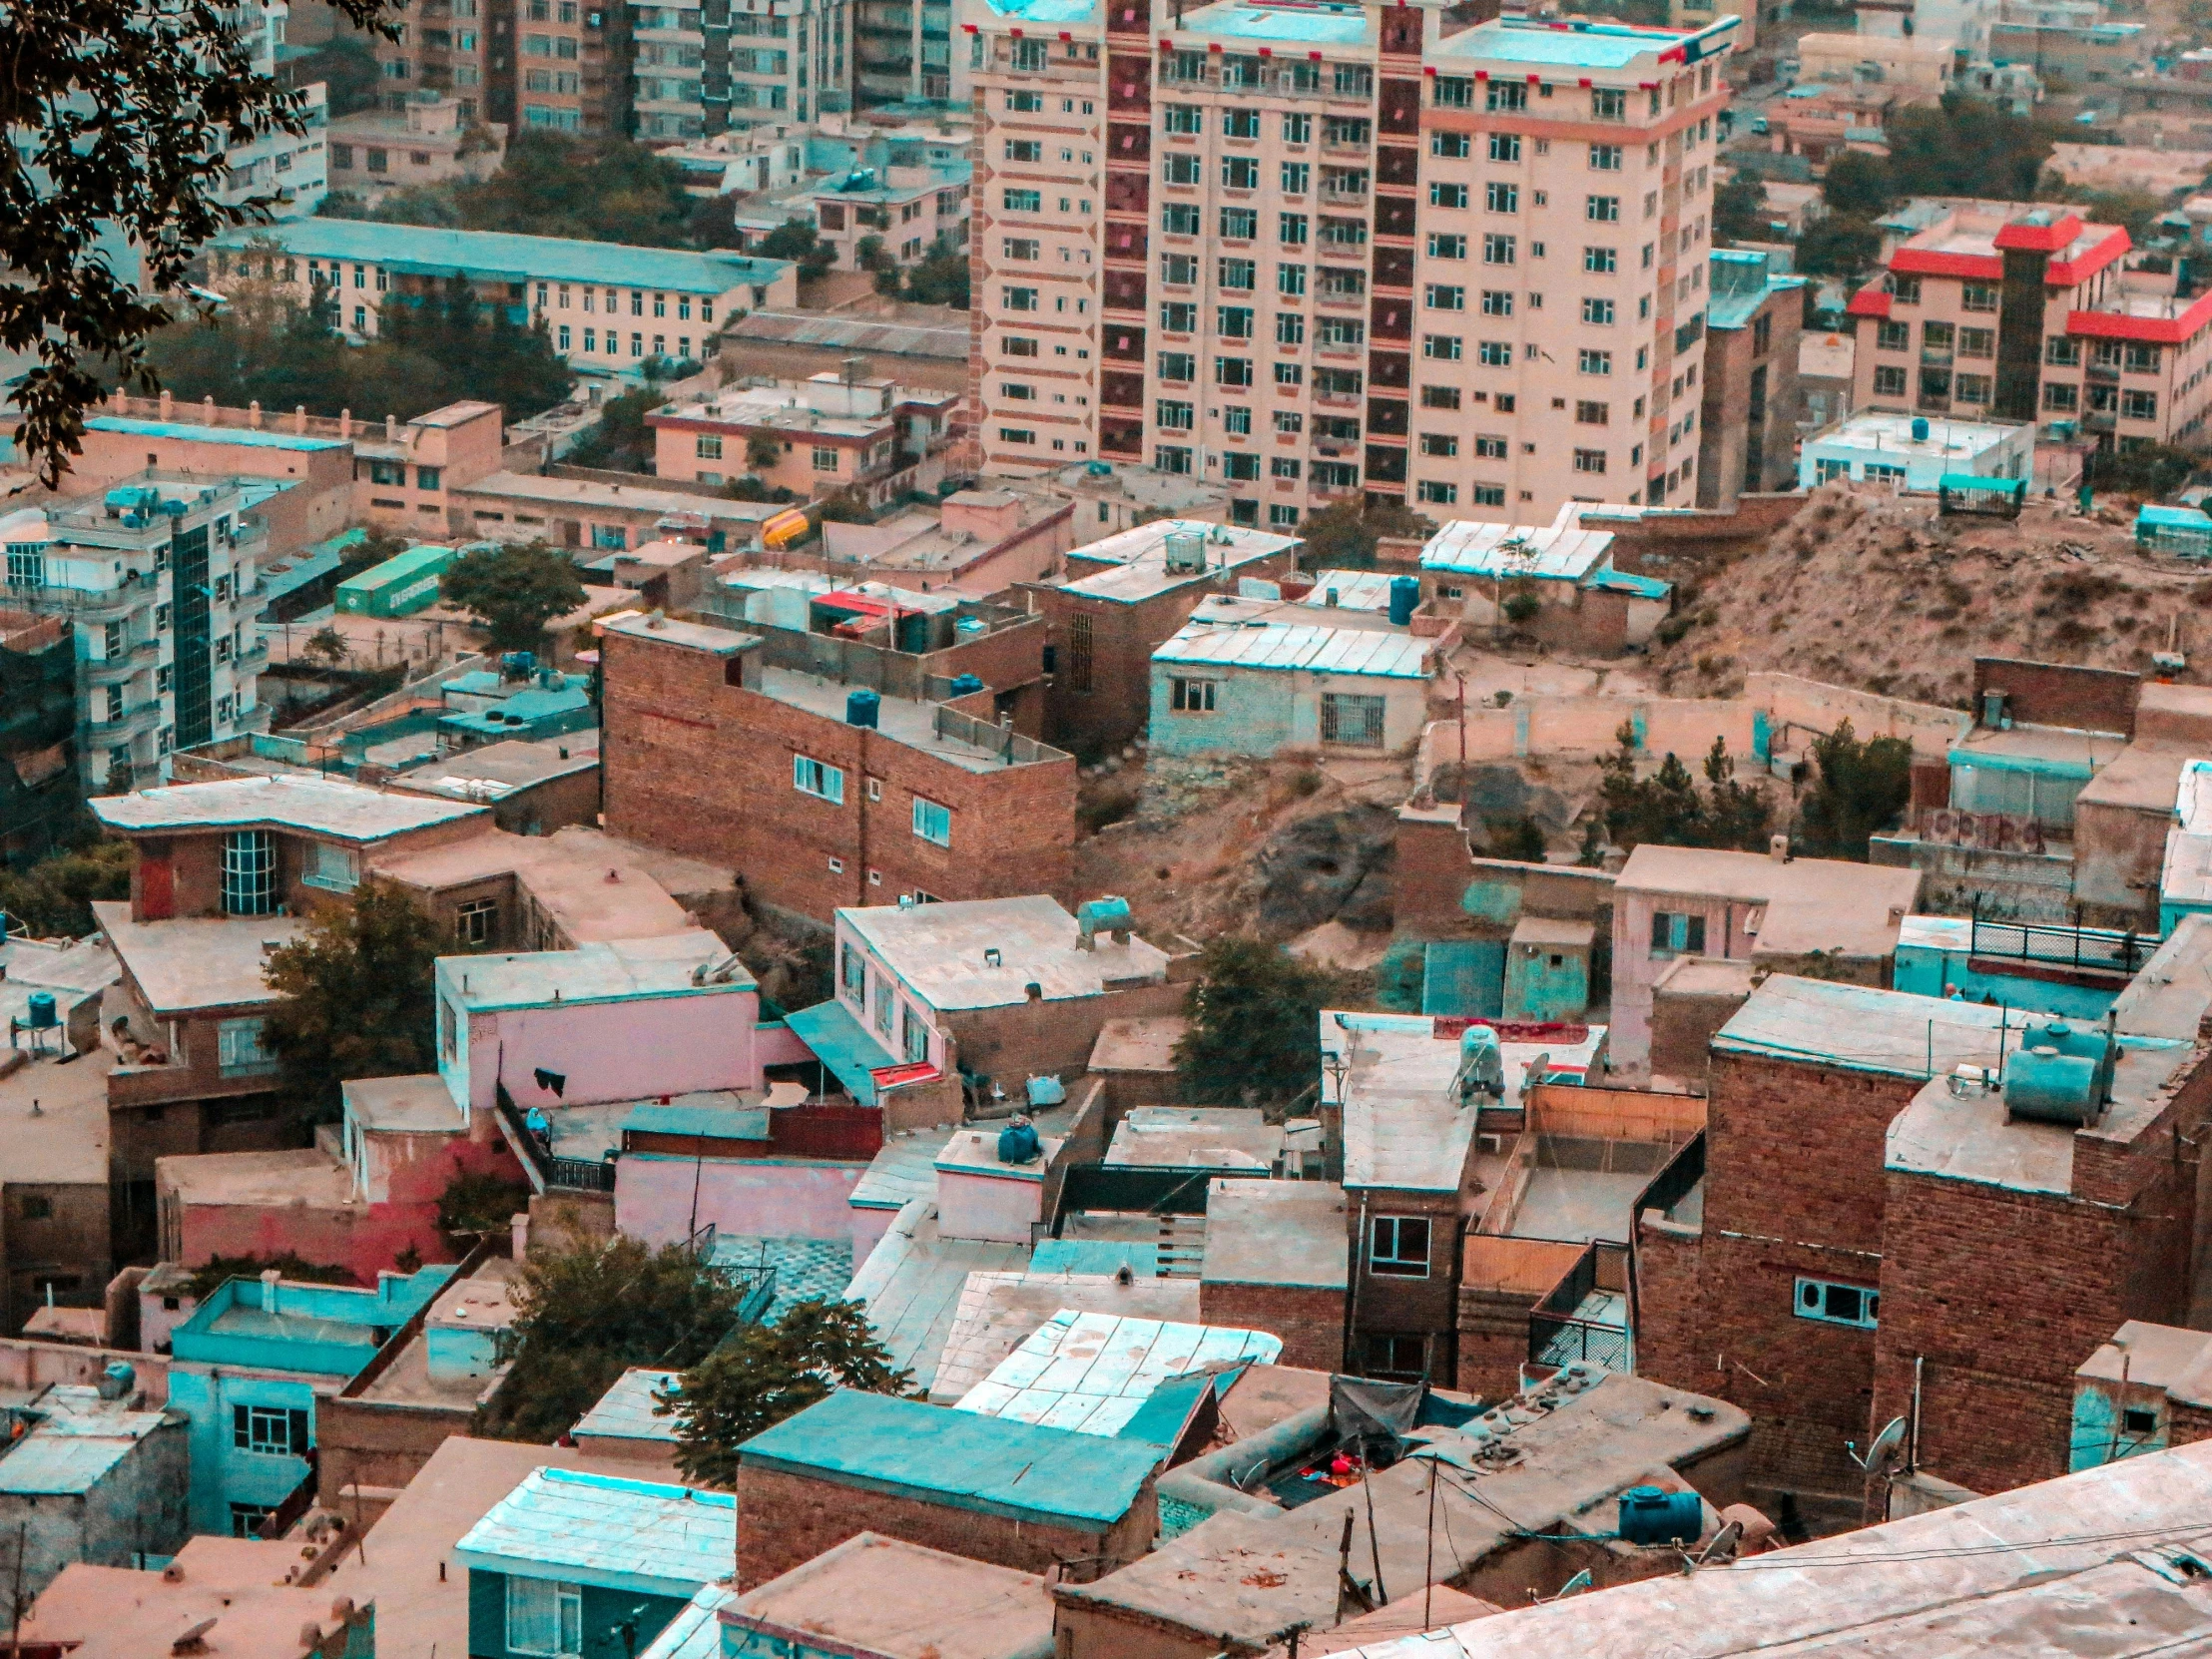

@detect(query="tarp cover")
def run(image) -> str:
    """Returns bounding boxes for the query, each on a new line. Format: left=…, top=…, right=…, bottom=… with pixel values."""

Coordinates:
left=1332, top=1376, right=1422, bottom=1461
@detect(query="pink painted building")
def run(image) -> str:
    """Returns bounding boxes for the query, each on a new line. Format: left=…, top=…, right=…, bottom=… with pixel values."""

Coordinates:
left=1609, top=840, right=1924, bottom=1078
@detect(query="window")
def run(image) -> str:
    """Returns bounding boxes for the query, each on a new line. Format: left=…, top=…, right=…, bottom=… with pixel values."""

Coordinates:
left=1002, top=237, right=1040, bottom=261
left=1583, top=246, right=1616, bottom=275
left=1586, top=195, right=1620, bottom=223
left=1223, top=156, right=1260, bottom=190
left=2046, top=335, right=2082, bottom=366
left=1429, top=182, right=1468, bottom=209
left=794, top=755, right=844, bottom=803
left=218, top=1017, right=275, bottom=1075
left=506, top=1575, right=584, bottom=1657
left=1223, top=452, right=1260, bottom=480
left=222, top=830, right=275, bottom=916
left=2126, top=343, right=2163, bottom=374
left=2043, top=381, right=2079, bottom=412
left=1158, top=351, right=1196, bottom=382
left=1424, top=283, right=1465, bottom=311
left=1573, top=448, right=1607, bottom=474
left=1582, top=296, right=1615, bottom=325
left=1434, top=75, right=1473, bottom=108
left=1322, top=692, right=1385, bottom=748
left=1369, top=1215, right=1430, bottom=1278
left=1482, top=234, right=1515, bottom=266
left=230, top=1504, right=276, bottom=1540
left=1592, top=86, right=1626, bottom=118
left=1874, top=364, right=1909, bottom=398
left=1486, top=80, right=1526, bottom=111
left=1589, top=143, right=1622, bottom=171
left=4, top=541, right=44, bottom=588
left=1960, top=281, right=1998, bottom=312
left=1163, top=204, right=1202, bottom=237
left=1955, top=373, right=1992, bottom=405
left=1007, top=90, right=1042, bottom=112
left=1432, top=132, right=1470, bottom=159
left=1163, top=153, right=1201, bottom=186
left=1281, top=213, right=1309, bottom=246
left=1876, top=319, right=1911, bottom=353
left=1795, top=1277, right=1879, bottom=1330
left=1221, top=208, right=1258, bottom=239
left=811, top=446, right=838, bottom=472
left=1170, top=677, right=1217, bottom=713
left=1416, top=480, right=1458, bottom=504
left=1164, top=104, right=1200, bottom=133
left=1003, top=285, right=1038, bottom=312
left=1216, top=356, right=1253, bottom=387
left=694, top=434, right=724, bottom=462
left=899, top=1001, right=930, bottom=1065
left=1578, top=348, right=1612, bottom=375
left=304, top=841, right=359, bottom=892
left=234, top=1404, right=307, bottom=1457
left=1576, top=400, right=1609, bottom=425
left=1004, top=139, right=1041, bottom=162
left=1224, top=406, right=1253, bottom=436
left=2124, top=388, right=2159, bottom=420
left=1649, top=910, right=1707, bottom=957
left=456, top=898, right=497, bottom=946
left=1282, top=162, right=1311, bottom=195
left=1276, top=361, right=1305, bottom=386
left=1157, top=399, right=1195, bottom=430
left=1219, top=305, right=1254, bottom=338
left=912, top=797, right=951, bottom=845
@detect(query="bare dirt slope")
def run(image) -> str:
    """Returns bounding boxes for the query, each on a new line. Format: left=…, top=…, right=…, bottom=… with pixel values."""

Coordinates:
left=1646, top=483, right=2212, bottom=709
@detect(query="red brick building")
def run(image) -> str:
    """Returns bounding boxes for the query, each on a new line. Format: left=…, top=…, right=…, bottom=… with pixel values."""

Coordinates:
left=598, top=612, right=1078, bottom=925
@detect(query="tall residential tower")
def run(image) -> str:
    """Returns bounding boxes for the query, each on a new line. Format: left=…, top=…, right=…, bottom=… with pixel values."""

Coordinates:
left=963, top=6, right=1735, bottom=524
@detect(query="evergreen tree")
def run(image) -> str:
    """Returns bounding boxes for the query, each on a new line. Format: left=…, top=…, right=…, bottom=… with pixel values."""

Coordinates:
left=1796, top=720, right=1914, bottom=860
left=261, top=878, right=443, bottom=1121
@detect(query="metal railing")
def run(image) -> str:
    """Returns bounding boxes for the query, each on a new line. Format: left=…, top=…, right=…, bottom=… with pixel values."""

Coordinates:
left=1969, top=903, right=2149, bottom=976
left=495, top=1082, right=618, bottom=1194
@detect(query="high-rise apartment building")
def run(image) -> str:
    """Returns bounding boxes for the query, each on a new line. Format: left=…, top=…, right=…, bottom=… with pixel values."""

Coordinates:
left=635, top=0, right=852, bottom=141
left=964, top=6, right=1736, bottom=525
left=367, top=0, right=630, bottom=137
left=857, top=0, right=954, bottom=107
left=218, top=2, right=329, bottom=218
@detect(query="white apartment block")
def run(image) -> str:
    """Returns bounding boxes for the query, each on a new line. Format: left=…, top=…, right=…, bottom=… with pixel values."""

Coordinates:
left=633, top=0, right=851, bottom=141
left=0, top=479, right=271, bottom=791
left=963, top=4, right=1737, bottom=527
left=218, top=2, right=329, bottom=219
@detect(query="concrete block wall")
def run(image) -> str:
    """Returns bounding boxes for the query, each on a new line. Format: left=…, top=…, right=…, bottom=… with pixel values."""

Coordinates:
left=1199, top=1282, right=1346, bottom=1375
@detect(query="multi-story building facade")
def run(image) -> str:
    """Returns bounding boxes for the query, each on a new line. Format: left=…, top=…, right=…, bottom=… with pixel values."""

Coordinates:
left=857, top=0, right=952, bottom=108
left=647, top=374, right=959, bottom=505
left=218, top=2, right=329, bottom=218
left=1846, top=201, right=2212, bottom=456
left=963, top=6, right=1737, bottom=526
left=365, top=0, right=631, bottom=137
left=0, top=477, right=271, bottom=793
left=628, top=0, right=852, bottom=141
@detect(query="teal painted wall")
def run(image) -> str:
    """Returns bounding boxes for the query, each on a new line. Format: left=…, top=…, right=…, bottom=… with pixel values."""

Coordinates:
left=1503, top=944, right=1589, bottom=1022
left=468, top=1568, right=691, bottom=1659
left=1460, top=877, right=1522, bottom=927
left=1892, top=943, right=2117, bottom=1021
left=1420, top=940, right=1504, bottom=1017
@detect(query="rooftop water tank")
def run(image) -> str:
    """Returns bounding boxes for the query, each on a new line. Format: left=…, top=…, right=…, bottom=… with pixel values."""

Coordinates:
left=1618, top=1485, right=1703, bottom=1545
left=1163, top=531, right=1207, bottom=574
left=1453, top=1023, right=1503, bottom=1102
left=1912, top=416, right=1931, bottom=441
left=845, top=688, right=880, bottom=729
left=1388, top=574, right=1420, bottom=627
left=22, top=991, right=57, bottom=1030
left=997, top=1119, right=1042, bottom=1164
left=2001, top=1019, right=2115, bottom=1126
left=947, top=672, right=985, bottom=695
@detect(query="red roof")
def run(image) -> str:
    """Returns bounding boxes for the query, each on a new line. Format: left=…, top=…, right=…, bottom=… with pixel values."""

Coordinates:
left=2068, top=287, right=2212, bottom=345
left=2047, top=227, right=2131, bottom=288
left=1993, top=213, right=2083, bottom=252
left=1846, top=286, right=1893, bottom=319
left=1891, top=249, right=2002, bottom=280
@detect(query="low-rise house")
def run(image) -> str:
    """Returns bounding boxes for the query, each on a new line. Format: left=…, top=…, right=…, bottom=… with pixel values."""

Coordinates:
left=1147, top=607, right=1436, bottom=761
left=454, top=468, right=792, bottom=554
left=325, top=92, right=506, bottom=204
left=570, top=1366, right=686, bottom=1464
left=597, top=612, right=1076, bottom=925
left=1018, top=519, right=1302, bottom=755
left=1799, top=410, right=2034, bottom=490
left=1609, top=840, right=1924, bottom=1075
left=950, top=1310, right=1281, bottom=1443
left=926, top=1268, right=1204, bottom=1406
left=812, top=487, right=1075, bottom=596
left=0, top=1377, right=188, bottom=1601
left=166, top=1264, right=455, bottom=1536
left=456, top=1465, right=737, bottom=1659
left=1198, top=1179, right=1350, bottom=1374
left=734, top=1388, right=1162, bottom=1589
left=382, top=735, right=604, bottom=837
left=1417, top=515, right=1671, bottom=656
left=20, top=1534, right=374, bottom=1659
left=647, top=373, right=958, bottom=509
left=721, top=1532, right=1055, bottom=1659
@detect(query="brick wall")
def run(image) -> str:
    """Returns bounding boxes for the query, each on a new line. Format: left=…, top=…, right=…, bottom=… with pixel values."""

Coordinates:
left=1630, top=1213, right=1706, bottom=1395
left=315, top=1394, right=475, bottom=1506
left=130, top=814, right=491, bottom=922
left=1972, top=657, right=2139, bottom=737
left=1454, top=1286, right=1534, bottom=1399
left=600, top=629, right=1077, bottom=924
left=734, top=1462, right=1156, bottom=1590
left=947, top=979, right=1188, bottom=1094
left=1199, top=1282, right=1345, bottom=1373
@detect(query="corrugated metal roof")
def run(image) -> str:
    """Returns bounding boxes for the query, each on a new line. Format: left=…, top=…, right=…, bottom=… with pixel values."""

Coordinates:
left=572, top=1368, right=682, bottom=1444
left=454, top=1467, right=735, bottom=1597
left=212, top=219, right=791, bottom=295
left=1428, top=15, right=1720, bottom=68
left=1418, top=520, right=1616, bottom=581
left=737, top=1388, right=1162, bottom=1527
left=728, top=307, right=969, bottom=360
left=87, top=415, right=346, bottom=452
left=637, top=1586, right=737, bottom=1659
left=1152, top=621, right=1431, bottom=679
left=953, top=1311, right=1281, bottom=1437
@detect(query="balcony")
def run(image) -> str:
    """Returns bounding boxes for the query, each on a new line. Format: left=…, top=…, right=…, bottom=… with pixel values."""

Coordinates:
left=86, top=702, right=162, bottom=745
left=1320, top=183, right=1369, bottom=206
left=86, top=640, right=161, bottom=682
left=1921, top=347, right=1952, bottom=366
left=2085, top=361, right=2120, bottom=384
left=2084, top=409, right=2118, bottom=433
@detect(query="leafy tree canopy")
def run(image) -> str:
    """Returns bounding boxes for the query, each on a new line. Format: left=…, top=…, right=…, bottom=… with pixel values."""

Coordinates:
left=438, top=540, right=588, bottom=652
left=1821, top=152, right=1896, bottom=219
left=0, top=837, right=133, bottom=938
left=262, top=877, right=442, bottom=1120
left=2090, top=441, right=2201, bottom=500
left=1176, top=936, right=1355, bottom=1109
left=1795, top=215, right=1882, bottom=280
left=0, top=0, right=398, bottom=482
left=1598, top=730, right=1774, bottom=853
left=1296, top=499, right=1438, bottom=572
left=1795, top=719, right=1915, bottom=860
left=1713, top=173, right=1771, bottom=246
left=1886, top=94, right=2056, bottom=202
left=901, top=242, right=971, bottom=308
left=757, top=219, right=836, bottom=279
left=566, top=385, right=665, bottom=472
left=485, top=1233, right=752, bottom=1443
left=663, top=1299, right=911, bottom=1487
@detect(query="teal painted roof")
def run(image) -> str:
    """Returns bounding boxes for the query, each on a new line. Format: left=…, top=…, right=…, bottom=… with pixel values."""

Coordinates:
left=212, top=219, right=793, bottom=295
left=1190, top=2, right=1371, bottom=42
left=1589, top=569, right=1671, bottom=599
left=738, top=1389, right=1160, bottom=1529
left=1434, top=17, right=1725, bottom=68
left=455, top=1467, right=736, bottom=1598
left=980, top=0, right=1098, bottom=18
left=87, top=415, right=345, bottom=453
left=2139, top=504, right=2212, bottom=530
left=623, top=1101, right=769, bottom=1140
left=785, top=999, right=895, bottom=1106
left=1031, top=1239, right=1162, bottom=1276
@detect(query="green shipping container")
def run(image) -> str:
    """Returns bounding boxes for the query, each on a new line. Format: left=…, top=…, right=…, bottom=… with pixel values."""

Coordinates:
left=334, top=544, right=457, bottom=619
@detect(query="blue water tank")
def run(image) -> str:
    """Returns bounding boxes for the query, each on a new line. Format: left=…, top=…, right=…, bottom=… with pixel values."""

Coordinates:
left=1617, top=1485, right=1703, bottom=1545
left=1388, top=574, right=1420, bottom=627
left=947, top=672, right=985, bottom=696
left=23, top=992, right=57, bottom=1030
left=845, top=689, right=880, bottom=728
left=501, top=651, right=537, bottom=677
left=997, top=1120, right=1043, bottom=1164
left=1912, top=416, right=1931, bottom=442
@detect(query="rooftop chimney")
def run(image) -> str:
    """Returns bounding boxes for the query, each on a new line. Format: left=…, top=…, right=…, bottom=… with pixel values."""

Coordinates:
left=260, top=1268, right=280, bottom=1312
left=1769, top=834, right=1790, bottom=863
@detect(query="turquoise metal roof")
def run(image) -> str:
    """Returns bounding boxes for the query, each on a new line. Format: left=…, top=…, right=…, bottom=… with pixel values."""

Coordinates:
left=980, top=0, right=1099, bottom=18
left=1434, top=17, right=1720, bottom=68
left=212, top=219, right=793, bottom=295
left=785, top=999, right=895, bottom=1106
left=2139, top=503, right=2212, bottom=530
left=1031, top=1239, right=1162, bottom=1276
left=737, top=1389, right=1161, bottom=1529
left=1153, top=621, right=1430, bottom=679
left=1190, top=3, right=1372, bottom=42
left=87, top=415, right=345, bottom=453
left=1589, top=569, right=1672, bottom=599
left=455, top=1467, right=736, bottom=1598
left=623, top=1102, right=769, bottom=1139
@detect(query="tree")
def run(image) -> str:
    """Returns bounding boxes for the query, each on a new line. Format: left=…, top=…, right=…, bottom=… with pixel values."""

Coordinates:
left=436, top=1169, right=531, bottom=1241
left=1713, top=173, right=1770, bottom=245
left=438, top=541, right=587, bottom=652
left=0, top=838, right=133, bottom=939
left=1885, top=95, right=2055, bottom=203
left=662, top=1299, right=911, bottom=1486
left=1597, top=726, right=1773, bottom=852
left=817, top=488, right=874, bottom=525
left=0, top=0, right=398, bottom=483
left=758, top=218, right=835, bottom=280
left=1480, top=817, right=1548, bottom=862
left=261, top=877, right=442, bottom=1120
left=1795, top=719, right=1915, bottom=860
left=1297, top=498, right=1437, bottom=571
left=565, top=386, right=665, bottom=472
left=451, top=132, right=695, bottom=248
left=902, top=242, right=970, bottom=308
left=2062, top=186, right=2163, bottom=245
left=283, top=33, right=383, bottom=119
left=483, top=1233, right=752, bottom=1443
left=301, top=625, right=349, bottom=669
left=746, top=431, right=786, bottom=473
left=1795, top=215, right=1882, bottom=280
left=1176, top=936, right=1351, bottom=1108
left=1821, top=152, right=1896, bottom=219
left=2091, top=441, right=2201, bottom=500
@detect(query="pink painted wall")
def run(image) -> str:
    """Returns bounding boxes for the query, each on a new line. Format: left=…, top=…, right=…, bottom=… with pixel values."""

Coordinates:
left=936, top=1170, right=1043, bottom=1245
left=757, top=1022, right=814, bottom=1069
left=1609, top=889, right=1756, bottom=1075
left=850, top=1205, right=899, bottom=1258
left=466, top=988, right=766, bottom=1113
left=615, top=1154, right=864, bottom=1246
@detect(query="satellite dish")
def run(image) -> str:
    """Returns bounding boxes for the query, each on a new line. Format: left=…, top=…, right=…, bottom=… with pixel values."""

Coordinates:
left=1849, top=1415, right=1909, bottom=1473
left=171, top=1616, right=220, bottom=1655
left=1694, top=1519, right=1745, bottom=1565
left=1554, top=1568, right=1594, bottom=1598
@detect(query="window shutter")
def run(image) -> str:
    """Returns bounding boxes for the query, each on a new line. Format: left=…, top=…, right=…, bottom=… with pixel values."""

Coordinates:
left=1650, top=912, right=1668, bottom=952
left=288, top=1408, right=309, bottom=1456
left=233, top=1404, right=250, bottom=1449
